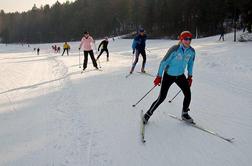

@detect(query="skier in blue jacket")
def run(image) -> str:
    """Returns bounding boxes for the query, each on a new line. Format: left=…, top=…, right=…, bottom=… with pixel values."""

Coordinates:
left=143, top=31, right=196, bottom=124
left=130, top=28, right=147, bottom=74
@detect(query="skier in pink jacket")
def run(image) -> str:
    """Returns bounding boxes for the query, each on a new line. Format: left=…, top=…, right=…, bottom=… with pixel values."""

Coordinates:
left=79, top=31, right=98, bottom=70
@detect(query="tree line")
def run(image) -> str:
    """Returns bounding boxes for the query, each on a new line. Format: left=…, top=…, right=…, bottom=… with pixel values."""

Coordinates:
left=0, top=0, right=251, bottom=43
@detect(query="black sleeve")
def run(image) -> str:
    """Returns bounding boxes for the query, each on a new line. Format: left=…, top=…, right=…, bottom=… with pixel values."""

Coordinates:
left=98, top=41, right=104, bottom=50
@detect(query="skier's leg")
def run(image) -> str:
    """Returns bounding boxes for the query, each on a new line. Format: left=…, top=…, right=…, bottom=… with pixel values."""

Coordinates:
left=90, top=50, right=98, bottom=69
left=67, top=48, right=69, bottom=55
left=141, top=50, right=146, bottom=72
left=175, top=74, right=191, bottom=110
left=144, top=73, right=174, bottom=123
left=175, top=74, right=193, bottom=122
left=83, top=51, right=88, bottom=70
left=130, top=50, right=140, bottom=73
left=96, top=49, right=104, bottom=60
left=62, top=49, right=65, bottom=56
left=105, top=49, right=109, bottom=61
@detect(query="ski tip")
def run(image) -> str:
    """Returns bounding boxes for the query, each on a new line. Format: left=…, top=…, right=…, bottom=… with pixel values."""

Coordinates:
left=226, top=138, right=235, bottom=143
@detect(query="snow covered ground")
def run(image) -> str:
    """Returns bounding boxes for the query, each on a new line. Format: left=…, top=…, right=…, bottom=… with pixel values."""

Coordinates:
left=0, top=33, right=251, bottom=166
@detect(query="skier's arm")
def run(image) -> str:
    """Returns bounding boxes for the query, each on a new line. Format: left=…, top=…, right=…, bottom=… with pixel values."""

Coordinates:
left=79, top=38, right=84, bottom=49
left=157, top=51, right=175, bottom=77
left=91, top=37, right=95, bottom=44
left=98, top=41, right=103, bottom=51
left=90, top=37, right=97, bottom=51
left=157, top=45, right=179, bottom=77
left=132, top=39, right=137, bottom=51
left=187, top=49, right=195, bottom=76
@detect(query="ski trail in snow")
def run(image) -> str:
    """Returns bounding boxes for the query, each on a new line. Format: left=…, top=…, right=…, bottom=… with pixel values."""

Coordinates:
left=87, top=129, right=94, bottom=166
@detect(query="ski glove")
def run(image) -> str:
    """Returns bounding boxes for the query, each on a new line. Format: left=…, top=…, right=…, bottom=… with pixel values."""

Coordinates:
left=187, top=76, right=192, bottom=87
left=154, top=76, right=162, bottom=86
left=133, top=50, right=135, bottom=54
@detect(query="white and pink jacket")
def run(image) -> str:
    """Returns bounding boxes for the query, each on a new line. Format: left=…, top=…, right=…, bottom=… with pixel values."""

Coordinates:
left=79, top=36, right=94, bottom=51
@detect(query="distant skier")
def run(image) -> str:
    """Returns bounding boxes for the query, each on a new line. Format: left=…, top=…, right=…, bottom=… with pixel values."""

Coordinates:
left=62, top=42, right=70, bottom=56
left=57, top=46, right=60, bottom=53
left=79, top=31, right=98, bottom=70
left=219, top=26, right=225, bottom=41
left=37, top=48, right=40, bottom=55
left=130, top=28, right=147, bottom=74
left=96, top=37, right=109, bottom=61
left=143, top=31, right=196, bottom=124
left=53, top=45, right=57, bottom=53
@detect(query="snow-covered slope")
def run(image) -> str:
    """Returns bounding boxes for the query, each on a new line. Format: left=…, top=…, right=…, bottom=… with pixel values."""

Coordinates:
left=0, top=33, right=251, bottom=166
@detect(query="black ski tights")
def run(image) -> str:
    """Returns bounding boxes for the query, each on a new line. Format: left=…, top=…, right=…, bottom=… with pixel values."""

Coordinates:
left=146, top=73, right=191, bottom=116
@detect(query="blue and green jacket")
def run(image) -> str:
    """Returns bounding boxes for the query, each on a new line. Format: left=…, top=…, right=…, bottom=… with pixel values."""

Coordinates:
left=157, top=44, right=195, bottom=77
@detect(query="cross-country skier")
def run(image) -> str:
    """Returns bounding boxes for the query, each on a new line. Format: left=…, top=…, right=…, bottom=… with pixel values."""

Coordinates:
left=62, top=42, right=70, bottom=56
left=130, top=28, right=147, bottom=74
left=96, top=37, right=109, bottom=61
left=37, top=48, right=40, bottom=55
left=79, top=31, right=98, bottom=70
left=143, top=31, right=196, bottom=124
left=218, top=26, right=225, bottom=41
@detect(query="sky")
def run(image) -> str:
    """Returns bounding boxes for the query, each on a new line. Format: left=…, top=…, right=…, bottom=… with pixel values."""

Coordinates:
left=0, top=0, right=75, bottom=13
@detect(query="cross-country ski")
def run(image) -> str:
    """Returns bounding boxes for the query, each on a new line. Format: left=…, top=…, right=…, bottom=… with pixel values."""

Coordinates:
left=140, top=110, right=146, bottom=143
left=81, top=68, right=102, bottom=74
left=136, top=71, right=155, bottom=77
left=166, top=113, right=234, bottom=143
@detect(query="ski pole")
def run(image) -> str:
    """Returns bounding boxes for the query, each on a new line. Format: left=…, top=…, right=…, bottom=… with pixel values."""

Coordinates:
left=78, top=50, right=81, bottom=68
left=132, top=85, right=157, bottom=107
left=168, top=90, right=182, bottom=103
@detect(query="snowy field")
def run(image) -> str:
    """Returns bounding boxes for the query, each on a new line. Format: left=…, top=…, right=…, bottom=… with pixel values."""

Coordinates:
left=0, top=33, right=252, bottom=166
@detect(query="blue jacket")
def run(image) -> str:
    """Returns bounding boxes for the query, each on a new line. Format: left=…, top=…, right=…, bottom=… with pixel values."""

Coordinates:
left=157, top=44, right=195, bottom=77
left=132, top=34, right=147, bottom=51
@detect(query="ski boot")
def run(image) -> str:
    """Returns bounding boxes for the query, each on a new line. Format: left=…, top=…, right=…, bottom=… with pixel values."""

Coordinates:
left=181, top=108, right=194, bottom=123
left=143, top=113, right=151, bottom=125
left=141, top=68, right=146, bottom=73
left=129, top=68, right=134, bottom=74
